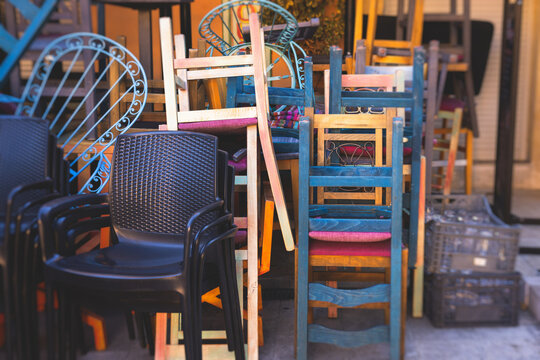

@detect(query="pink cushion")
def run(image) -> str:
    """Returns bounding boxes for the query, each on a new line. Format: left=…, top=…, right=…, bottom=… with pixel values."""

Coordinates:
left=440, top=97, right=465, bottom=112
left=309, top=231, right=391, bottom=242
left=309, top=239, right=392, bottom=257
left=178, top=118, right=257, bottom=134
left=229, top=157, right=247, bottom=174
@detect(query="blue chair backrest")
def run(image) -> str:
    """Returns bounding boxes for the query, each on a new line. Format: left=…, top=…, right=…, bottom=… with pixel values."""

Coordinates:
left=15, top=32, right=147, bottom=194
left=0, top=0, right=59, bottom=85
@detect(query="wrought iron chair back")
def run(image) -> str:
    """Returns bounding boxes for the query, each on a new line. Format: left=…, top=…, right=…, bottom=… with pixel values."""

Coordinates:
left=15, top=32, right=147, bottom=194
left=0, top=0, right=59, bottom=85
left=199, top=0, right=307, bottom=89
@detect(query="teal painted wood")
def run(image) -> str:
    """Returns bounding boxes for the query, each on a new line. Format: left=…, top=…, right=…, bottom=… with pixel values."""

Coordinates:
left=309, top=218, right=391, bottom=233
left=309, top=204, right=391, bottom=217
left=341, top=95, right=413, bottom=108
left=14, top=33, right=147, bottom=194
left=0, top=26, right=16, bottom=52
left=308, top=324, right=390, bottom=348
left=310, top=175, right=392, bottom=188
left=297, top=116, right=311, bottom=360
left=304, top=58, right=314, bottom=108
left=329, top=46, right=342, bottom=114
left=311, top=165, right=392, bottom=177
left=309, top=283, right=390, bottom=307
left=390, top=117, right=404, bottom=360
left=0, top=0, right=59, bottom=86
left=408, top=47, right=426, bottom=271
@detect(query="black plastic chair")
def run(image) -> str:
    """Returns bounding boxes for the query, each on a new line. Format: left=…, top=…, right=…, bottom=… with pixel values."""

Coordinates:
left=38, top=131, right=244, bottom=360
left=0, top=115, right=61, bottom=359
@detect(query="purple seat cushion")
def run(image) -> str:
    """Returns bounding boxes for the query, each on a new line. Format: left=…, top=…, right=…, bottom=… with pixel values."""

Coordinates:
left=309, top=239, right=392, bottom=257
left=178, top=118, right=257, bottom=134
left=229, top=157, right=247, bottom=174
left=440, top=97, right=465, bottom=112
left=309, top=231, right=391, bottom=242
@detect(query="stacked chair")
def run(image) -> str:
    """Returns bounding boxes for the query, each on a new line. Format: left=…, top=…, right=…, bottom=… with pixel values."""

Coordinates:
left=38, top=131, right=244, bottom=360
left=0, top=116, right=66, bottom=359
left=296, top=108, right=406, bottom=359
left=159, top=13, right=294, bottom=358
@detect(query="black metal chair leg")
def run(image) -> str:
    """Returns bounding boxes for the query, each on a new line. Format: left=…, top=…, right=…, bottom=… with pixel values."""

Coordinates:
left=125, top=311, right=135, bottom=340
left=46, top=283, right=56, bottom=360
left=134, top=312, right=147, bottom=349
left=216, top=246, right=235, bottom=351
left=143, top=313, right=155, bottom=355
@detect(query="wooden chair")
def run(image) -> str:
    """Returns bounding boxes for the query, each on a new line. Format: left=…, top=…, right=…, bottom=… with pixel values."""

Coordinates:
left=159, top=13, right=293, bottom=358
left=296, top=114, right=406, bottom=360
left=356, top=0, right=424, bottom=66
left=0, top=0, right=59, bottom=86
left=226, top=57, right=315, bottom=237
left=422, top=0, right=478, bottom=137
left=327, top=46, right=424, bottom=269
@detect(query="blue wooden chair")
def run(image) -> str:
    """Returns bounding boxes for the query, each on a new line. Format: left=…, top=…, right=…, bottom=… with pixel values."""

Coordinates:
left=296, top=112, right=406, bottom=359
left=226, top=57, right=314, bottom=234
left=327, top=45, right=424, bottom=270
left=0, top=0, right=59, bottom=86
left=14, top=32, right=147, bottom=194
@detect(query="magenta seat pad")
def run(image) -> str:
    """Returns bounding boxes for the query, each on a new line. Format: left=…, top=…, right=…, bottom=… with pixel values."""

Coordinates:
left=309, top=239, right=392, bottom=257
left=309, top=231, right=391, bottom=242
left=178, top=118, right=257, bottom=134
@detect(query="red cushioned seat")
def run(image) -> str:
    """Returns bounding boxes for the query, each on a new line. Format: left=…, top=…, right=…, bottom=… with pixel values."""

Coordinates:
left=440, top=97, right=465, bottom=112
left=178, top=117, right=258, bottom=134
left=309, top=231, right=391, bottom=242
left=309, top=239, right=392, bottom=257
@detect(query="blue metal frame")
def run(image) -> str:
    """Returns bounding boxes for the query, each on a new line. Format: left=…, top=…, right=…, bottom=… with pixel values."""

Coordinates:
left=0, top=0, right=59, bottom=86
left=16, top=32, right=148, bottom=194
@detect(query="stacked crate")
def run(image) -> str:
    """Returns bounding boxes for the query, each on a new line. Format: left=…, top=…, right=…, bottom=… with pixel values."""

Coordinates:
left=424, top=195, right=521, bottom=327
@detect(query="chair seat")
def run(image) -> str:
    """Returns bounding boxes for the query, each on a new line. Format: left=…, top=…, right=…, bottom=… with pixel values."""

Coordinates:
left=178, top=118, right=257, bottom=134
left=440, top=97, right=465, bottom=111
left=309, top=239, right=392, bottom=257
left=309, top=231, right=391, bottom=242
left=47, top=242, right=185, bottom=280
left=229, top=157, right=247, bottom=174
left=234, top=230, right=247, bottom=247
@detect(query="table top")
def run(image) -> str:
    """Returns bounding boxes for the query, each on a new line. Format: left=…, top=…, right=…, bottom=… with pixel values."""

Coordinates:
left=92, top=0, right=193, bottom=8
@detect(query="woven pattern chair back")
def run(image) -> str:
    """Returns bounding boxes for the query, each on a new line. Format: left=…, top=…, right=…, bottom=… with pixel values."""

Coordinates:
left=0, top=116, right=50, bottom=215
left=110, top=131, right=218, bottom=239
left=15, top=33, right=147, bottom=194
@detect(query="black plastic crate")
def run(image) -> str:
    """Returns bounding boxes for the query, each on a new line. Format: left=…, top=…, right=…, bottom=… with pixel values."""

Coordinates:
left=426, top=195, right=520, bottom=273
left=426, top=272, right=521, bottom=327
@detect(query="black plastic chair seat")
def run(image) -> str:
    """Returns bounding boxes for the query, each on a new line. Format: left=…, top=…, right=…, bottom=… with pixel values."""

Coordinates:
left=46, top=242, right=186, bottom=286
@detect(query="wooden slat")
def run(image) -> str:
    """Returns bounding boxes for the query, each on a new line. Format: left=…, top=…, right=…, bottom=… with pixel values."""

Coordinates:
left=310, top=254, right=390, bottom=268
left=308, top=324, right=389, bottom=348
left=187, top=66, right=254, bottom=80
left=174, top=55, right=254, bottom=69
left=310, top=165, right=392, bottom=177
left=309, top=283, right=389, bottom=307
left=310, top=175, right=392, bottom=188
left=11, top=0, right=40, bottom=21
left=313, top=114, right=387, bottom=129
left=311, top=271, right=385, bottom=282
left=0, top=26, right=16, bottom=52
left=323, top=192, right=375, bottom=201
left=177, top=107, right=257, bottom=123
left=322, top=133, right=376, bottom=141
left=412, top=156, right=426, bottom=318
left=373, top=39, right=412, bottom=49
left=159, top=17, right=180, bottom=131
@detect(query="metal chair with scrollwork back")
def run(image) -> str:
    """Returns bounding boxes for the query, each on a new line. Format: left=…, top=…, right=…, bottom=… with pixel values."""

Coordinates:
left=15, top=32, right=147, bottom=194
left=199, top=0, right=308, bottom=90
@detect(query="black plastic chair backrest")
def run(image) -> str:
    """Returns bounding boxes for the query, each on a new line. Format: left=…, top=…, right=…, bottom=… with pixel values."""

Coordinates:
left=110, top=131, right=219, bottom=239
left=0, top=116, right=50, bottom=216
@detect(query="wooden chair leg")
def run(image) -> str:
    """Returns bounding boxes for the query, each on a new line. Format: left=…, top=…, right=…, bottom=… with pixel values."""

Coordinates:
left=412, top=156, right=426, bottom=318
left=290, top=160, right=300, bottom=241
left=81, top=311, right=107, bottom=351
left=401, top=248, right=409, bottom=360
left=465, top=129, right=473, bottom=194
left=327, top=269, right=338, bottom=318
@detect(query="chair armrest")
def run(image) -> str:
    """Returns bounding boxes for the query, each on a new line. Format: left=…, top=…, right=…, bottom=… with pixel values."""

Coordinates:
left=5, top=178, right=54, bottom=227
left=38, top=194, right=108, bottom=262
left=193, top=213, right=236, bottom=256
left=184, top=200, right=226, bottom=264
